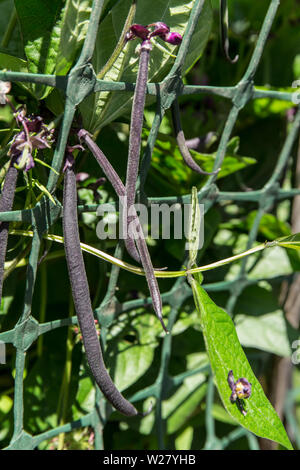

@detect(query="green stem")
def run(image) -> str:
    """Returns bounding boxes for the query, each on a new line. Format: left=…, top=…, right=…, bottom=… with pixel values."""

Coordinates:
left=57, top=294, right=74, bottom=450
left=9, top=228, right=267, bottom=278
left=37, top=262, right=47, bottom=357
left=97, top=0, right=136, bottom=79
left=1, top=7, right=17, bottom=49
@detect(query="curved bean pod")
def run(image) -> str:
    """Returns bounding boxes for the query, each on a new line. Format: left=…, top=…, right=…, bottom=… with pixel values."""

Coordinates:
left=220, top=0, right=239, bottom=64
left=171, top=100, right=220, bottom=176
left=63, top=162, right=138, bottom=416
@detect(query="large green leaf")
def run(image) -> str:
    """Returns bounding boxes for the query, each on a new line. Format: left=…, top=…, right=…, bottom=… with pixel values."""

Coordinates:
left=165, top=374, right=207, bottom=434
left=191, top=279, right=293, bottom=449
left=14, top=0, right=64, bottom=99
left=80, top=0, right=213, bottom=132
left=107, top=309, right=161, bottom=392
left=236, top=311, right=293, bottom=357
left=111, top=341, right=155, bottom=392
left=55, top=0, right=93, bottom=75
left=0, top=0, right=24, bottom=57
left=0, top=52, right=27, bottom=73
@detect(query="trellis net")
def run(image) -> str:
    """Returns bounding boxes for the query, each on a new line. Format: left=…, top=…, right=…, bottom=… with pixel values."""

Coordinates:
left=0, top=0, right=299, bottom=450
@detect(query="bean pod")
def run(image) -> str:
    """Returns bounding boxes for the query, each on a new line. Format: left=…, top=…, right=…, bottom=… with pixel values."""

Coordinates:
left=0, top=162, right=18, bottom=304
left=63, top=161, right=138, bottom=416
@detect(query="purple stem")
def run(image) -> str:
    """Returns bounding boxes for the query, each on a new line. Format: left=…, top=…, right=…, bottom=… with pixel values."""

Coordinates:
left=63, top=161, right=138, bottom=416
left=171, top=100, right=220, bottom=176
left=0, top=162, right=18, bottom=304
left=78, top=129, right=167, bottom=333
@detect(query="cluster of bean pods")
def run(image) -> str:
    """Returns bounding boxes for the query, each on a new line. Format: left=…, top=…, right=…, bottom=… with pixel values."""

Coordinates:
left=0, top=8, right=235, bottom=415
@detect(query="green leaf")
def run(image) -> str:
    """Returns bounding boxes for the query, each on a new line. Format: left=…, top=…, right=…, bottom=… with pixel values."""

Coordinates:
left=253, top=86, right=296, bottom=118
left=0, top=0, right=23, bottom=57
left=14, top=0, right=64, bottom=99
left=191, top=278, right=293, bottom=449
left=0, top=52, right=27, bottom=72
left=175, top=426, right=194, bottom=450
left=165, top=377, right=207, bottom=434
left=236, top=310, right=294, bottom=357
left=55, top=0, right=92, bottom=75
left=80, top=0, right=213, bottom=132
left=275, top=233, right=300, bottom=250
left=246, top=211, right=291, bottom=240
left=111, top=342, right=155, bottom=392
left=0, top=52, right=31, bottom=94
left=108, top=310, right=161, bottom=392
left=72, top=373, right=95, bottom=420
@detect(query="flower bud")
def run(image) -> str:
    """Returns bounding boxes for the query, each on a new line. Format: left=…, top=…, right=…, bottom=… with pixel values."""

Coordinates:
left=164, top=32, right=182, bottom=45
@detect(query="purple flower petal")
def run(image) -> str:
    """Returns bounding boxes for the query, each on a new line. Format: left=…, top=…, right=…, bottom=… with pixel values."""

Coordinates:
left=128, top=24, right=150, bottom=41
left=164, top=32, right=182, bottom=45
left=24, top=153, right=35, bottom=171
left=148, top=22, right=170, bottom=38
left=26, top=115, right=43, bottom=133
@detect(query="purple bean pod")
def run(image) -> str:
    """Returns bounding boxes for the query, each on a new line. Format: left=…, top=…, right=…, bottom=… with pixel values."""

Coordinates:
left=171, top=100, right=220, bottom=176
left=63, top=159, right=139, bottom=416
left=78, top=130, right=168, bottom=333
left=0, top=161, right=18, bottom=304
left=77, top=130, right=140, bottom=263
left=124, top=40, right=151, bottom=261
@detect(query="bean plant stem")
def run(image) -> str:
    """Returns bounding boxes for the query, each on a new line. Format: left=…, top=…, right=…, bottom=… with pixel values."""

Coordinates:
left=37, top=262, right=47, bottom=358
left=57, top=293, right=74, bottom=450
left=11, top=228, right=268, bottom=279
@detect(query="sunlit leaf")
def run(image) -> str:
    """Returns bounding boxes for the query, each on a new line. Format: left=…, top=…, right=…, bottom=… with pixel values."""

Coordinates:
left=191, top=278, right=293, bottom=449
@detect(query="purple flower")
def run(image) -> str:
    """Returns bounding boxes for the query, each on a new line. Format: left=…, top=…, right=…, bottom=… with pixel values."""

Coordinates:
left=8, top=109, right=55, bottom=171
left=227, top=370, right=252, bottom=416
left=125, top=24, right=149, bottom=42
left=125, top=21, right=182, bottom=48
left=148, top=22, right=170, bottom=38
left=164, top=32, right=182, bottom=45
left=149, top=22, right=182, bottom=45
